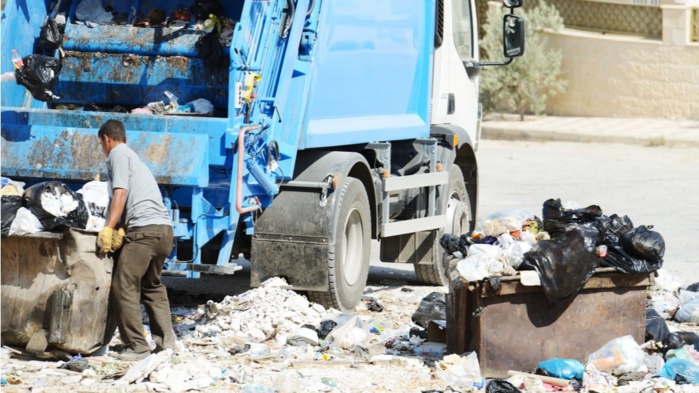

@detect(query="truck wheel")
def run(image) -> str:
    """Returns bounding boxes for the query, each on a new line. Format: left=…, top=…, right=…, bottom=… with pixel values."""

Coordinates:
left=308, top=177, right=371, bottom=311
left=414, top=165, right=470, bottom=286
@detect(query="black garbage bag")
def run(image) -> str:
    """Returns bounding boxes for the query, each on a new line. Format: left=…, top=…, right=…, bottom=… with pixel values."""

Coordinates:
left=39, top=17, right=64, bottom=51
left=486, top=379, right=522, bottom=393
left=1, top=195, right=23, bottom=237
left=542, top=198, right=603, bottom=238
left=646, top=307, right=670, bottom=343
left=411, top=292, right=446, bottom=328
left=15, top=54, right=62, bottom=102
left=663, top=331, right=699, bottom=353
left=24, top=181, right=89, bottom=231
left=520, top=228, right=599, bottom=307
left=686, top=282, right=699, bottom=292
left=190, top=0, right=224, bottom=20
left=195, top=31, right=223, bottom=66
left=621, top=225, right=665, bottom=262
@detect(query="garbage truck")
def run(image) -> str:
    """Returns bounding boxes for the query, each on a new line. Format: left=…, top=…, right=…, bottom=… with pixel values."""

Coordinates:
left=1, top=0, right=525, bottom=322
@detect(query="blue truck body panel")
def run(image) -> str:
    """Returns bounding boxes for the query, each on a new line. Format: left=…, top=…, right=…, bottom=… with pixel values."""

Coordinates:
left=1, top=0, right=436, bottom=274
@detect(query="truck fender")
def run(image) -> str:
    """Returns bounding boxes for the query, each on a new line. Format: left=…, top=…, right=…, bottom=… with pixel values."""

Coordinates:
left=250, top=151, right=375, bottom=290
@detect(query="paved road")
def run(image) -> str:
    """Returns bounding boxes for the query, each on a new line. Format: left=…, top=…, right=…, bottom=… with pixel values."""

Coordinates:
left=165, top=138, right=699, bottom=299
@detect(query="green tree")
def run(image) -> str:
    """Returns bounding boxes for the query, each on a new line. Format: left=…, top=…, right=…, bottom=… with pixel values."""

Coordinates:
left=480, top=1, right=567, bottom=120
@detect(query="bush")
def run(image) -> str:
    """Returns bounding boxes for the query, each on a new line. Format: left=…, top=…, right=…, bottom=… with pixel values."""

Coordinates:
left=479, top=1, right=567, bottom=120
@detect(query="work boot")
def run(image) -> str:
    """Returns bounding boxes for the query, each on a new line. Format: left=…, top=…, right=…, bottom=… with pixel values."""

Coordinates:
left=112, top=348, right=152, bottom=361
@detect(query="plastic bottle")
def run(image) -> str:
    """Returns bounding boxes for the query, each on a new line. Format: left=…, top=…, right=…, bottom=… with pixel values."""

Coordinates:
left=12, top=50, right=23, bottom=69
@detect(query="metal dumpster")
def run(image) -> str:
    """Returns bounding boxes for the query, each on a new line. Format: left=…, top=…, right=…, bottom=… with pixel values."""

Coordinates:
left=446, top=267, right=653, bottom=378
left=1, top=228, right=113, bottom=355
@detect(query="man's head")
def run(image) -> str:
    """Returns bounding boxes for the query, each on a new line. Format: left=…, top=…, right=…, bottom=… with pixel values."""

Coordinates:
left=98, top=119, right=127, bottom=156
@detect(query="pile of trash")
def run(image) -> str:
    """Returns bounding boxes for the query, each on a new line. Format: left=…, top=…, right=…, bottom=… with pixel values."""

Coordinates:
left=1, top=177, right=109, bottom=237
left=441, top=198, right=666, bottom=305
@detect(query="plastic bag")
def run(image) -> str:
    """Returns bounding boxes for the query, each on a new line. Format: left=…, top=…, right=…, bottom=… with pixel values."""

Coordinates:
left=519, top=229, right=599, bottom=306
left=542, top=198, right=603, bottom=238
left=537, top=358, right=585, bottom=380
left=663, top=331, right=699, bottom=353
left=411, top=292, right=446, bottom=329
left=9, top=207, right=44, bottom=235
left=77, top=180, right=109, bottom=232
left=76, top=0, right=113, bottom=25
left=620, top=225, right=665, bottom=262
left=486, top=379, right=522, bottom=393
left=587, top=335, right=646, bottom=375
left=195, top=31, right=224, bottom=66
left=24, top=181, right=89, bottom=231
left=190, top=0, right=223, bottom=20
left=480, top=207, right=536, bottom=237
left=39, top=17, right=63, bottom=51
left=674, top=290, right=699, bottom=324
left=602, top=239, right=663, bottom=274
left=323, top=315, right=370, bottom=350
left=656, top=358, right=699, bottom=384
left=1, top=196, right=23, bottom=236
left=646, top=307, right=670, bottom=343
left=435, top=352, right=484, bottom=389
left=176, top=98, right=214, bottom=115
left=14, top=54, right=62, bottom=102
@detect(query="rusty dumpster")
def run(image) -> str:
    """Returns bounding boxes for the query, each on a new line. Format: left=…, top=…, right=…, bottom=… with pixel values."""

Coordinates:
left=446, top=267, right=653, bottom=378
left=1, top=228, right=113, bottom=355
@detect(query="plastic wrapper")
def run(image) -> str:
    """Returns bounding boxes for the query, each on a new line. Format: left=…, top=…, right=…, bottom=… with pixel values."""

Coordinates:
left=480, top=207, right=536, bottom=237
left=24, top=181, right=89, bottom=231
left=674, top=290, right=699, bottom=324
left=15, top=54, right=62, bottom=102
left=39, top=17, right=63, bottom=51
left=323, top=315, right=369, bottom=350
left=411, top=292, right=446, bottom=329
left=435, top=352, right=484, bottom=389
left=1, top=195, right=23, bottom=236
left=519, top=229, right=599, bottom=306
left=582, top=364, right=616, bottom=392
left=587, top=335, right=646, bottom=375
left=537, top=358, right=584, bottom=380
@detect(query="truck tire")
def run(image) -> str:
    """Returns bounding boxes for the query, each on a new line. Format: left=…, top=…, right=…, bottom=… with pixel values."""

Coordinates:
left=414, top=165, right=470, bottom=286
left=308, top=177, right=371, bottom=311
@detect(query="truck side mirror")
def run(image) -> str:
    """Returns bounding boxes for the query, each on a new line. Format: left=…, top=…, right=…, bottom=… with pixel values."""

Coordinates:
left=503, top=14, right=525, bottom=58
left=503, top=0, right=523, bottom=8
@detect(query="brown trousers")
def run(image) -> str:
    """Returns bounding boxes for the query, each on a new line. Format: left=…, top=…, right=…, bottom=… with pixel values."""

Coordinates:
left=107, top=224, right=175, bottom=353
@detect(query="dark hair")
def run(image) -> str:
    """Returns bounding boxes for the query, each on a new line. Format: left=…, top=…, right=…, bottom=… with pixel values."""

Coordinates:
left=98, top=119, right=126, bottom=142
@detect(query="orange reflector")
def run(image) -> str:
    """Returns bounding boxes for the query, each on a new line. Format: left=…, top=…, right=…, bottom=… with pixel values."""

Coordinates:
left=332, top=174, right=340, bottom=188
left=453, top=135, right=459, bottom=146
left=383, top=169, right=390, bottom=179
left=436, top=163, right=443, bottom=172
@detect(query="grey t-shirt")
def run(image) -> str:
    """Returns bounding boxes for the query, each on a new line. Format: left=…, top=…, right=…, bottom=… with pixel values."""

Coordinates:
left=107, top=143, right=171, bottom=228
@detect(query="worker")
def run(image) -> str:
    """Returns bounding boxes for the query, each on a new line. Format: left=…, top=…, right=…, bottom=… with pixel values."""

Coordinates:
left=97, top=119, right=175, bottom=361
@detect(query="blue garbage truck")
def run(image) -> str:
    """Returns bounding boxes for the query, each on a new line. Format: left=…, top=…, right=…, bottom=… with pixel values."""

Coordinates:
left=1, top=0, right=524, bottom=312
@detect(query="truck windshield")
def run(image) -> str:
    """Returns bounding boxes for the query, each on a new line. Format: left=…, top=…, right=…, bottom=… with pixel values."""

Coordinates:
left=452, top=0, right=474, bottom=61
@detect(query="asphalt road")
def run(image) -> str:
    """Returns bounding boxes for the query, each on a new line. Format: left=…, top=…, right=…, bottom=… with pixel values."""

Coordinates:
left=165, top=139, right=699, bottom=299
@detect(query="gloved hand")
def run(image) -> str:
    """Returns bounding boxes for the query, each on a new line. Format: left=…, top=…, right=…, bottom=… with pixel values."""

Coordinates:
left=111, top=228, right=126, bottom=251
left=97, top=227, right=113, bottom=254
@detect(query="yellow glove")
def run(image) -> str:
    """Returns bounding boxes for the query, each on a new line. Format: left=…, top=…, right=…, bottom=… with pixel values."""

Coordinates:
left=97, top=227, right=113, bottom=254
left=111, top=228, right=126, bottom=251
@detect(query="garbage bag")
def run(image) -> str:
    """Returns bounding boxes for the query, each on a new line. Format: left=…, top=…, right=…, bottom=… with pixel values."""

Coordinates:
left=486, top=380, right=522, bottom=393
left=537, top=358, right=585, bottom=380
left=411, top=292, right=446, bottom=328
left=674, top=290, right=699, bottom=324
left=663, top=331, right=699, bottom=353
left=620, top=225, right=665, bottom=262
left=520, top=228, right=599, bottom=307
left=14, top=54, right=62, bottom=102
left=195, top=31, right=224, bottom=66
left=190, top=0, right=224, bottom=21
left=1, top=195, right=23, bottom=237
left=77, top=180, right=109, bottom=232
left=39, top=17, right=63, bottom=51
left=542, top=198, right=603, bottom=237
left=646, top=307, right=670, bottom=343
left=8, top=207, right=44, bottom=235
left=656, top=358, right=699, bottom=384
left=588, top=335, right=645, bottom=375
left=24, top=181, right=89, bottom=231
left=602, top=239, right=663, bottom=274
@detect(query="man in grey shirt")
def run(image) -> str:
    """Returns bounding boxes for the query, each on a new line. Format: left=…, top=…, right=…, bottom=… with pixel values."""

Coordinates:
left=97, top=119, right=176, bottom=361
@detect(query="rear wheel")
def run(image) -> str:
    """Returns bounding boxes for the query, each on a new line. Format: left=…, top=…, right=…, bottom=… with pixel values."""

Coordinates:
left=414, top=165, right=471, bottom=285
left=308, top=177, right=371, bottom=311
